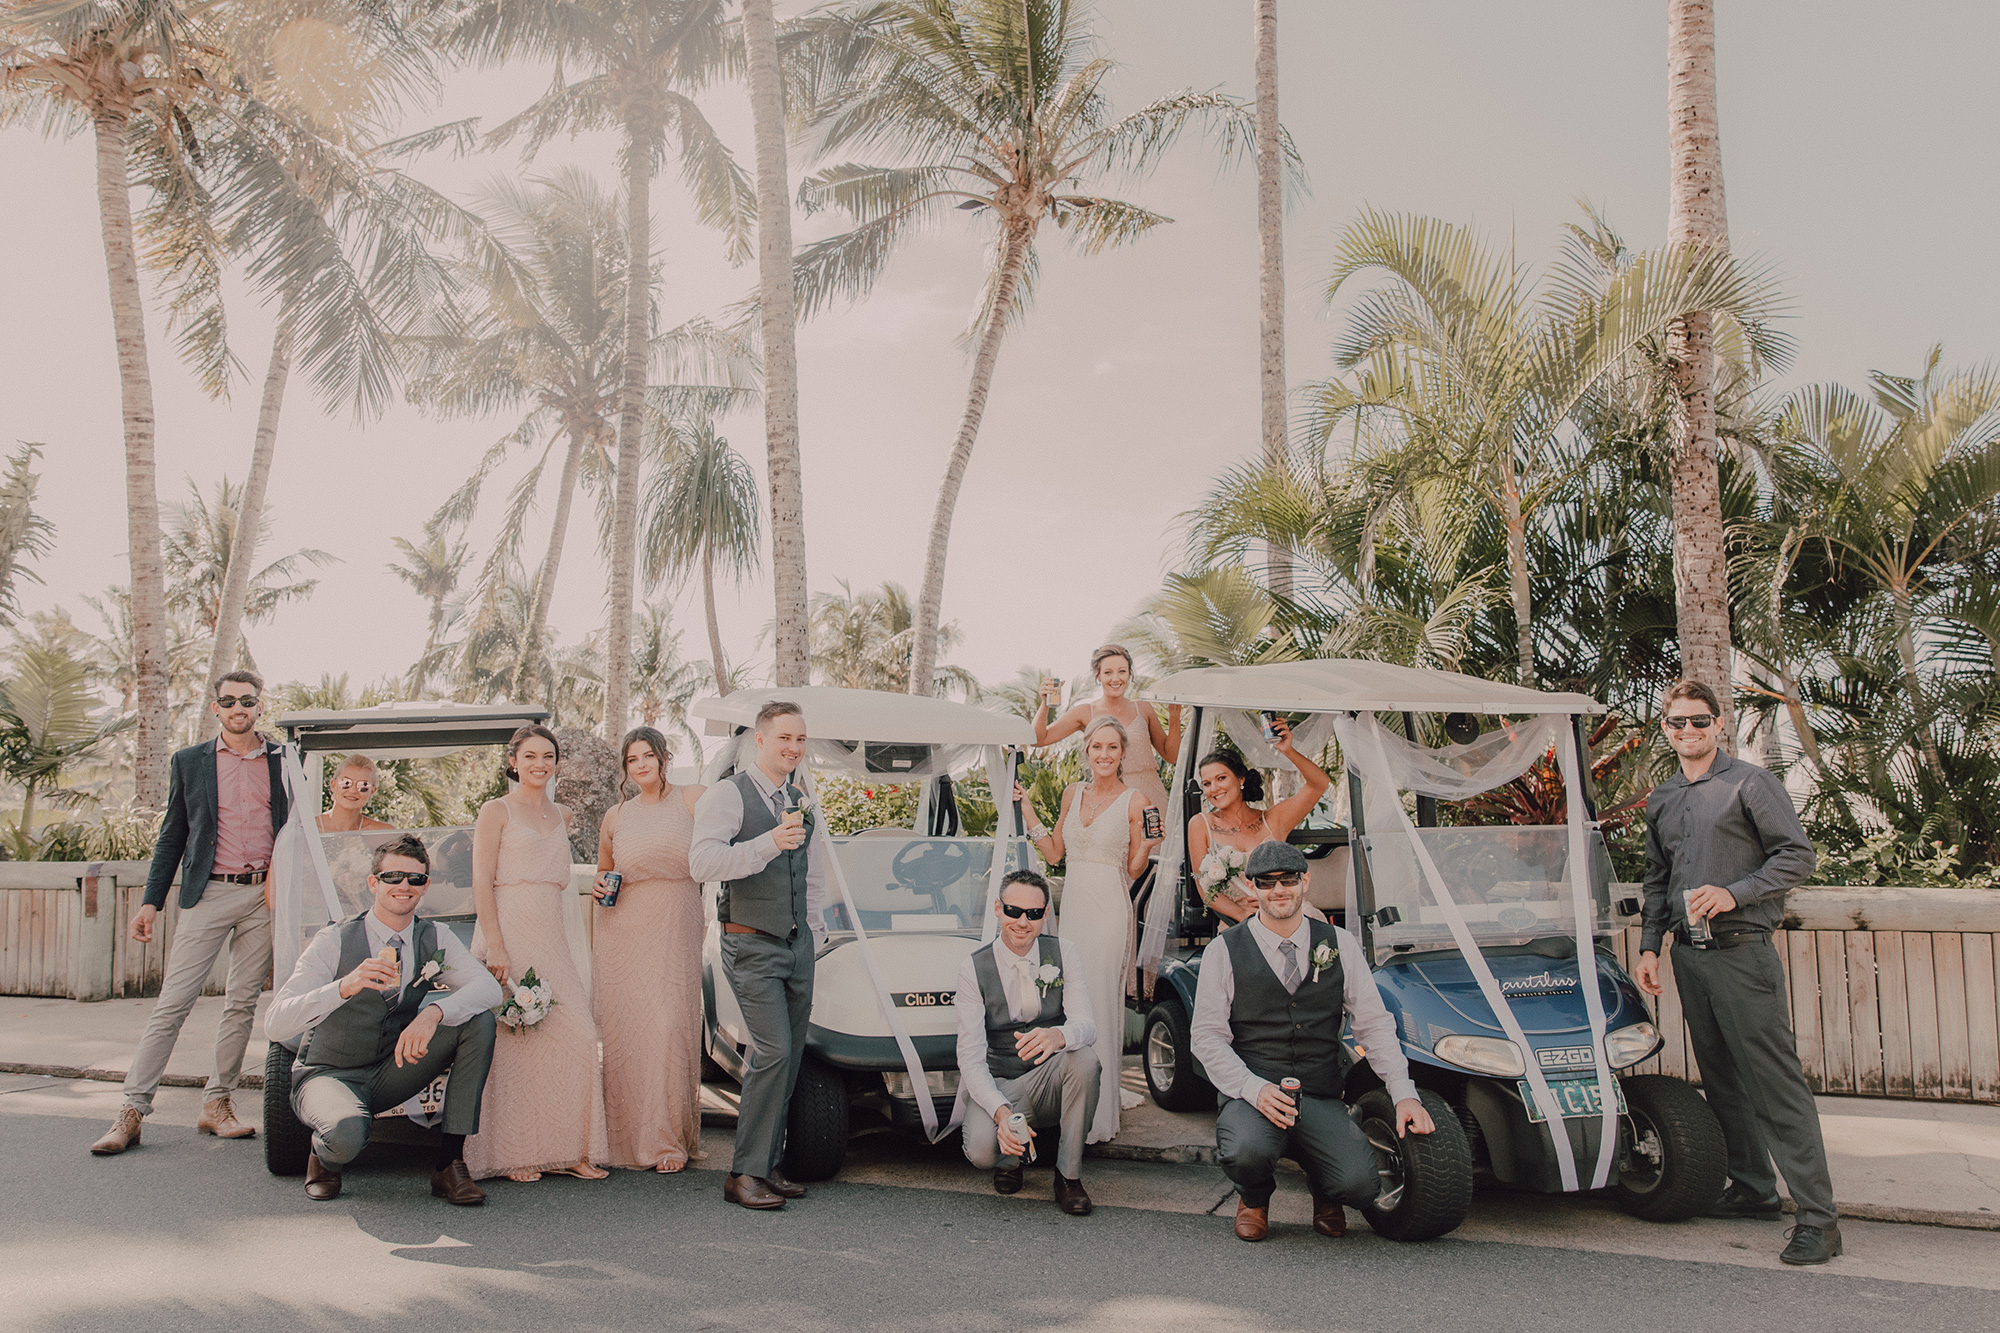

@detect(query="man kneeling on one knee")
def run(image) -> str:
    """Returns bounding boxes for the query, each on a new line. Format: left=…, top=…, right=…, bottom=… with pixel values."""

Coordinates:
left=1191, top=842, right=1435, bottom=1242
left=266, top=833, right=502, bottom=1205
left=954, top=871, right=1099, bottom=1215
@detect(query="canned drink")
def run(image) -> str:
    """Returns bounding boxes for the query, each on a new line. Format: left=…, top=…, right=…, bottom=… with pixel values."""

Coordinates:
left=1007, top=1111, right=1034, bottom=1162
left=1142, top=805, right=1164, bottom=840
left=1261, top=710, right=1282, bottom=744
left=599, top=871, right=622, bottom=907
left=1279, top=1077, right=1301, bottom=1094
left=1683, top=888, right=1712, bottom=943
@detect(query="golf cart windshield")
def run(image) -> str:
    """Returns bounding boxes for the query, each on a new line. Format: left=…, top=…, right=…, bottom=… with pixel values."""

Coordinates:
left=298, top=827, right=479, bottom=935
left=1362, top=824, right=1616, bottom=953
left=821, top=835, right=1040, bottom=935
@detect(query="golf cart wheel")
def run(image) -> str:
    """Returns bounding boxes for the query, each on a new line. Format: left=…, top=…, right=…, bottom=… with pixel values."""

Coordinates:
left=782, top=1056, right=849, bottom=1183
left=1610, top=1074, right=1726, bottom=1221
left=1142, top=1002, right=1214, bottom=1112
left=262, top=1044, right=312, bottom=1177
left=1357, top=1088, right=1473, bottom=1242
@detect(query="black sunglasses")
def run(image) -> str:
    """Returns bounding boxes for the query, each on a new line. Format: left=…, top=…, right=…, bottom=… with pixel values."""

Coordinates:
left=1251, top=872, right=1306, bottom=889
left=374, top=871, right=430, bottom=886
left=999, top=903, right=1047, bottom=920
left=1663, top=714, right=1716, bottom=730
left=215, top=694, right=260, bottom=709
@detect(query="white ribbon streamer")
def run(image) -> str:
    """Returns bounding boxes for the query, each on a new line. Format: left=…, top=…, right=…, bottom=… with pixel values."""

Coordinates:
left=1557, top=726, right=1619, bottom=1188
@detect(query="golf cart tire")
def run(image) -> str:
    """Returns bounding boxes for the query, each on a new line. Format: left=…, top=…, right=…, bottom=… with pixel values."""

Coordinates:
left=1610, top=1074, right=1727, bottom=1222
left=782, top=1056, right=849, bottom=1183
left=1142, top=1001, right=1214, bottom=1112
left=1356, top=1088, right=1473, bottom=1242
left=263, top=1044, right=312, bottom=1177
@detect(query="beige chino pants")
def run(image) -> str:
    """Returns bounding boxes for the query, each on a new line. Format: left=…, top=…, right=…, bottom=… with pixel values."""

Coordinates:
left=122, top=878, right=272, bottom=1113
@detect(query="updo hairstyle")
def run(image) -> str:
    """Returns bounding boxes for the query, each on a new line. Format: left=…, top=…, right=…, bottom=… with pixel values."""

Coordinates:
left=1198, top=749, right=1265, bottom=803
left=504, top=723, right=562, bottom=782
left=1080, top=715, right=1130, bottom=756
left=1090, top=643, right=1135, bottom=679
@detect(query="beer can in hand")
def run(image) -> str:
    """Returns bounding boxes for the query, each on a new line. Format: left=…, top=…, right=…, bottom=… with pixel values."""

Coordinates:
left=1279, top=1077, right=1301, bottom=1095
left=1007, top=1111, right=1035, bottom=1162
left=600, top=871, right=622, bottom=907
left=1142, top=805, right=1163, bottom=840
left=1261, top=710, right=1282, bottom=744
left=1683, top=888, right=1711, bottom=943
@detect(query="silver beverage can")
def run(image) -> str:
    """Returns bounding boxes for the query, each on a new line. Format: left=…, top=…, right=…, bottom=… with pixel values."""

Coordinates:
left=1007, top=1111, right=1034, bottom=1162
left=1683, top=888, right=1711, bottom=943
left=1279, top=1077, right=1301, bottom=1094
left=1261, top=710, right=1282, bottom=744
left=600, top=871, right=622, bottom=907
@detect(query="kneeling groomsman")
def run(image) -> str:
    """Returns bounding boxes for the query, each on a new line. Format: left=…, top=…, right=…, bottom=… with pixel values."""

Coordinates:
left=954, top=871, right=1099, bottom=1215
left=1191, top=842, right=1435, bottom=1241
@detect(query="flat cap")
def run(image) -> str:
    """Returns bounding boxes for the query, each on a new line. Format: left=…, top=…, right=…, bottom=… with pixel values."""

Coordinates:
left=1244, top=840, right=1309, bottom=879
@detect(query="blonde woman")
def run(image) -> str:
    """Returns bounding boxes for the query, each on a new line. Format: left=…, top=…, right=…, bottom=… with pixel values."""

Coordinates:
left=316, top=755, right=393, bottom=833
left=1032, top=644, right=1181, bottom=811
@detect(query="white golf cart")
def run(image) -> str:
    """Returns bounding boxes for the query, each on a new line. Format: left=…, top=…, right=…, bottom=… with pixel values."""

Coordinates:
left=259, top=701, right=554, bottom=1176
left=692, top=687, right=1037, bottom=1181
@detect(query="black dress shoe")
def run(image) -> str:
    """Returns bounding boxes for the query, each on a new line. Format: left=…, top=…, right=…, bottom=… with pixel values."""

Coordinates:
left=765, top=1170, right=808, bottom=1199
left=304, top=1155, right=342, bottom=1202
left=993, top=1164, right=1024, bottom=1195
left=1053, top=1173, right=1092, bottom=1216
left=1780, top=1222, right=1842, bottom=1265
left=723, top=1173, right=786, bottom=1210
left=1707, top=1182, right=1784, bottom=1219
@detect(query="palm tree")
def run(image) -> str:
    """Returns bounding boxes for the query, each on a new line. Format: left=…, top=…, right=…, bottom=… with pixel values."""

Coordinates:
left=446, top=0, right=756, bottom=738
left=0, top=642, right=134, bottom=854
left=389, top=523, right=471, bottom=693
left=629, top=598, right=706, bottom=755
left=807, top=579, right=975, bottom=697
left=161, top=476, right=337, bottom=668
left=739, top=0, right=810, bottom=687
left=643, top=420, right=761, bottom=695
left=0, top=443, right=56, bottom=629
left=1665, top=0, right=1734, bottom=714
left=1251, top=0, right=1293, bottom=597
left=792, top=0, right=1290, bottom=695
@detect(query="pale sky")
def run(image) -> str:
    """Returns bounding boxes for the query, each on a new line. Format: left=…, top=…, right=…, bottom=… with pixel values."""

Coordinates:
left=5, top=1, right=1996, bottom=701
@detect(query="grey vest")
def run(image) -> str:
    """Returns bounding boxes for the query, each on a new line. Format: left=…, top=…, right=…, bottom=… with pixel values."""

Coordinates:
left=970, top=937, right=1067, bottom=1082
left=718, top=769, right=809, bottom=940
left=296, top=914, right=441, bottom=1075
left=1223, top=919, right=1346, bottom=1097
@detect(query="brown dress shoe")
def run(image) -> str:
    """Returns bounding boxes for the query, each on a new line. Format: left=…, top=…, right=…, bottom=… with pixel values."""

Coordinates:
left=993, top=1164, right=1024, bottom=1195
left=90, top=1107, right=143, bottom=1156
left=431, top=1161, right=486, bottom=1206
left=1312, top=1199, right=1349, bottom=1237
left=196, top=1096, right=256, bottom=1139
left=723, top=1173, right=786, bottom=1210
left=764, top=1169, right=807, bottom=1199
left=1233, top=1200, right=1270, bottom=1242
left=304, top=1155, right=342, bottom=1202
left=1054, top=1173, right=1093, bottom=1216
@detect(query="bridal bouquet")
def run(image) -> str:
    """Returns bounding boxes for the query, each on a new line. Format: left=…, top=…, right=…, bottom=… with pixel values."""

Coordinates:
left=499, top=968, right=556, bottom=1032
left=1195, top=843, right=1250, bottom=909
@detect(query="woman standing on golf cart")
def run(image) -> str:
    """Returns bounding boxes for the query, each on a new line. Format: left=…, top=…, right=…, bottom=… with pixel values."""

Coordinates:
left=315, top=755, right=393, bottom=833
left=1188, top=720, right=1333, bottom=925
left=592, top=726, right=706, bottom=1173
left=1016, top=716, right=1162, bottom=1143
left=1033, top=644, right=1182, bottom=811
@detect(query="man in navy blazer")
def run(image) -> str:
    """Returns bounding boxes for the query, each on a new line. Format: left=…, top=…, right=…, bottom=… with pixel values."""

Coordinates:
left=91, top=671, right=291, bottom=1155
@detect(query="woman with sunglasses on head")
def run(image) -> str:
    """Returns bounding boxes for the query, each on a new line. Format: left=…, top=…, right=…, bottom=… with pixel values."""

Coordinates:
left=1031, top=645, right=1182, bottom=812
left=1187, top=719, right=1333, bottom=926
left=316, top=755, right=393, bottom=833
left=591, top=727, right=707, bottom=1173
left=1013, top=716, right=1162, bottom=1144
left=465, top=724, right=609, bottom=1184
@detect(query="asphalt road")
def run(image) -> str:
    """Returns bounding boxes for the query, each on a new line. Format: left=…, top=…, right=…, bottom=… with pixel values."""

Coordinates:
left=4, top=1079, right=1996, bottom=1333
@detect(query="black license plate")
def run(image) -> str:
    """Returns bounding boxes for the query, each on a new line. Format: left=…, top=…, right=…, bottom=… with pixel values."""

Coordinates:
left=1519, top=1077, right=1627, bottom=1123
left=891, top=990, right=955, bottom=1008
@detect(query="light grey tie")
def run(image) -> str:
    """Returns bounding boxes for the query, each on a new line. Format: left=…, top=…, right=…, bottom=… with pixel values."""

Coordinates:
left=1278, top=938, right=1301, bottom=991
left=387, top=934, right=405, bottom=995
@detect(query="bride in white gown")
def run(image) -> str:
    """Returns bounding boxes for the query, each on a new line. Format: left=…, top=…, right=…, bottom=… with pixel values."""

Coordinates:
left=1017, top=717, right=1162, bottom=1143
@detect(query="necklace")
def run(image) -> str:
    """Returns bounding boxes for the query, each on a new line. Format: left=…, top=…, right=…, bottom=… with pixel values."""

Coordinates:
left=1212, top=811, right=1262, bottom=835
left=1081, top=780, right=1124, bottom=822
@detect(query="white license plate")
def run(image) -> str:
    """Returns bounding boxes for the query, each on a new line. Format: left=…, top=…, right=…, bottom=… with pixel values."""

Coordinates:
left=1519, top=1077, right=1627, bottom=1123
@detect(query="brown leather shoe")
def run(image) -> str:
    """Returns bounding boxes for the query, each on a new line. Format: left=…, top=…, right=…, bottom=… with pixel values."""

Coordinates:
left=90, top=1107, right=143, bottom=1156
left=196, top=1095, right=256, bottom=1139
left=304, top=1155, right=342, bottom=1202
left=993, top=1164, right=1024, bottom=1195
left=764, top=1169, right=807, bottom=1199
left=723, top=1173, right=786, bottom=1210
left=1233, top=1200, right=1270, bottom=1242
left=431, top=1160, right=486, bottom=1206
left=1312, top=1198, right=1348, bottom=1237
left=1054, top=1173, right=1093, bottom=1216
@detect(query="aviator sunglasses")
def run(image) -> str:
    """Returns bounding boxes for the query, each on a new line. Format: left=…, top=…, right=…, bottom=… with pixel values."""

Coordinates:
left=1663, top=714, right=1717, bottom=730
left=373, top=871, right=430, bottom=886
left=999, top=903, right=1047, bottom=920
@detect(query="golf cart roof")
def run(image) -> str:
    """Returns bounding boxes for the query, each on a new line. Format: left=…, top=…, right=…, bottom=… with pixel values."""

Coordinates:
left=272, top=701, right=552, bottom=756
left=1142, top=660, right=1605, bottom=716
left=692, top=687, right=1034, bottom=747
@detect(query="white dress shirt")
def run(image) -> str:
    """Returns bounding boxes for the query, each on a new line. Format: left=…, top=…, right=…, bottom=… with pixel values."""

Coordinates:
left=266, top=909, right=503, bottom=1045
left=1189, top=916, right=1418, bottom=1106
left=686, top=765, right=827, bottom=942
left=954, top=936, right=1097, bottom=1117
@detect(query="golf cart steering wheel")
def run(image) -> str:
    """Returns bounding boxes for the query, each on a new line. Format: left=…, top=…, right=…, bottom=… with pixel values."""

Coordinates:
left=891, top=839, right=971, bottom=894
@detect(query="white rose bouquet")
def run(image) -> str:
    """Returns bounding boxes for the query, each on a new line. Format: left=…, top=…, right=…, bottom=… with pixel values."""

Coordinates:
left=499, top=967, right=556, bottom=1032
left=1195, top=843, right=1251, bottom=910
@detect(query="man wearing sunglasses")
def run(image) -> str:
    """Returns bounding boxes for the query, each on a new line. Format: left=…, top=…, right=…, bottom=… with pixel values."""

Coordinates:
left=92, top=670, right=290, bottom=1155
left=954, top=871, right=1100, bottom=1214
left=266, top=833, right=502, bottom=1204
left=1191, top=841, right=1433, bottom=1242
left=1635, top=680, right=1837, bottom=1265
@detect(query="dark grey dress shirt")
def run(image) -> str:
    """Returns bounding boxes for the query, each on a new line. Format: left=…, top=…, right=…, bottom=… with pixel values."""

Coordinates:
left=1640, top=750, right=1817, bottom=954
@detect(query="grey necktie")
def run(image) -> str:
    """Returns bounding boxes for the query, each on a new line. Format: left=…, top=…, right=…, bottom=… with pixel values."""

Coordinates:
left=1278, top=938, right=1301, bottom=991
left=387, top=934, right=405, bottom=994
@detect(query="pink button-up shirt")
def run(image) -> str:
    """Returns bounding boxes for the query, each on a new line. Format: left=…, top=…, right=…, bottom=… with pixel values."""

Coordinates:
left=212, top=738, right=275, bottom=874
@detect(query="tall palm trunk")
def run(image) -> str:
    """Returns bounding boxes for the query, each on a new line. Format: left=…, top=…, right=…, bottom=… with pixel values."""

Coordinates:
left=1253, top=0, right=1291, bottom=598
left=94, top=107, right=169, bottom=808
left=513, top=429, right=587, bottom=701
left=702, top=545, right=730, bottom=696
left=1892, top=579, right=1947, bottom=778
left=908, top=222, right=1034, bottom=695
left=742, top=0, right=812, bottom=687
left=1666, top=0, right=1734, bottom=730
left=605, top=139, right=652, bottom=737
left=203, top=317, right=294, bottom=737
left=1500, top=458, right=1534, bottom=685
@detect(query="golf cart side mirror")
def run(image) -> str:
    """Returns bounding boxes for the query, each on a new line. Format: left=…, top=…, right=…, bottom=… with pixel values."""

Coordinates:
left=1371, top=905, right=1402, bottom=929
left=1615, top=895, right=1643, bottom=918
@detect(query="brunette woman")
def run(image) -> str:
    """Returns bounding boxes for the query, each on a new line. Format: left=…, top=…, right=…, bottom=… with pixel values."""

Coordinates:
left=1032, top=644, right=1182, bottom=810
left=1187, top=717, right=1333, bottom=925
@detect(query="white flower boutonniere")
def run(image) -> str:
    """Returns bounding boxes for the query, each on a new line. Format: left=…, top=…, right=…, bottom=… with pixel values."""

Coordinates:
left=416, top=948, right=449, bottom=991
left=1035, top=962, right=1064, bottom=996
left=1309, top=941, right=1338, bottom=984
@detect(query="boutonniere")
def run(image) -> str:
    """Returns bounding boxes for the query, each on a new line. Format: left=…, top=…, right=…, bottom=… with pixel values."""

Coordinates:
left=1035, top=962, right=1064, bottom=995
left=1309, top=941, right=1337, bottom=983
left=416, top=949, right=449, bottom=991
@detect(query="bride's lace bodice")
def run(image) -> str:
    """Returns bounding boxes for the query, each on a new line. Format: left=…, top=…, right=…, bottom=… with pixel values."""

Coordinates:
left=1061, top=786, right=1134, bottom=871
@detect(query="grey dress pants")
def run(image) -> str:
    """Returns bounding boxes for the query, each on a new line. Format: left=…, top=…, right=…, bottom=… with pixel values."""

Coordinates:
left=721, top=928, right=815, bottom=1178
left=961, top=1047, right=1101, bottom=1178
left=293, top=1011, right=496, bottom=1168
left=1671, top=939, right=1838, bottom=1226
left=1216, top=1092, right=1379, bottom=1209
